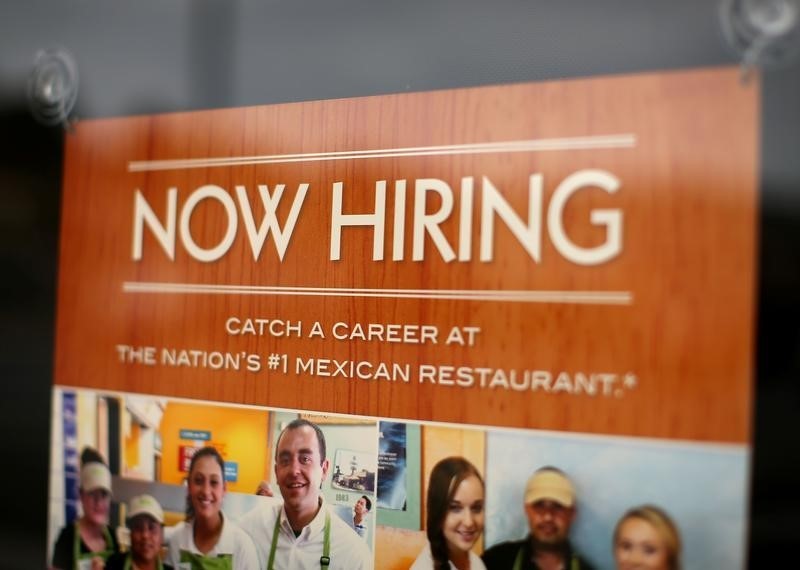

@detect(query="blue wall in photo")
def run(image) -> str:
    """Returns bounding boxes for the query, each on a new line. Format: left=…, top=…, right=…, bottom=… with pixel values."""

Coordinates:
left=485, top=432, right=748, bottom=570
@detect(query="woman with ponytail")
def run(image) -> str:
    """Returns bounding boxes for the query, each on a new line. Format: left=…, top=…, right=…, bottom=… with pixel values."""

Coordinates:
left=411, top=457, right=487, bottom=570
left=51, top=448, right=119, bottom=570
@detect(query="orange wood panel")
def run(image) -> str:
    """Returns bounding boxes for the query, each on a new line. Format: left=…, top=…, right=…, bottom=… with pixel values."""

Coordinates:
left=55, top=67, right=758, bottom=443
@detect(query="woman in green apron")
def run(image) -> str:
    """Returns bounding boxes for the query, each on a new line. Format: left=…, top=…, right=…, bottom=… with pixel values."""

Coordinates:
left=105, top=494, right=173, bottom=570
left=51, top=455, right=119, bottom=570
left=410, top=457, right=487, bottom=570
left=164, top=447, right=259, bottom=570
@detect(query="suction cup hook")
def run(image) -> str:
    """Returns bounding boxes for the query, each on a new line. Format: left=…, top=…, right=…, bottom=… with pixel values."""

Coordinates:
left=27, top=48, right=79, bottom=131
left=720, top=0, right=800, bottom=82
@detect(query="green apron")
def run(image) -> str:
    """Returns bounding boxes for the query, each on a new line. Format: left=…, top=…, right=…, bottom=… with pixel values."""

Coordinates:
left=178, top=550, right=233, bottom=570
left=73, top=522, right=115, bottom=570
left=267, top=510, right=331, bottom=570
left=512, top=547, right=581, bottom=570
left=122, top=552, right=164, bottom=570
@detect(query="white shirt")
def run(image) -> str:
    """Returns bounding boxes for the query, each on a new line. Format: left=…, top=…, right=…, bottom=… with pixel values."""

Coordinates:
left=410, top=542, right=487, bottom=570
left=238, top=498, right=372, bottom=570
left=351, top=517, right=367, bottom=539
left=165, top=515, right=260, bottom=570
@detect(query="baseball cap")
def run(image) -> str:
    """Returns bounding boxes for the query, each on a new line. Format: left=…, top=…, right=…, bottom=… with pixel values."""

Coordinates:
left=524, top=469, right=575, bottom=507
left=80, top=462, right=112, bottom=494
left=128, top=494, right=164, bottom=524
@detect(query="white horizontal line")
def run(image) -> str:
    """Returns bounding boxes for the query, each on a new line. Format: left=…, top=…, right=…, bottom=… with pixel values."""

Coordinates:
left=122, top=281, right=633, bottom=305
left=127, top=134, right=636, bottom=172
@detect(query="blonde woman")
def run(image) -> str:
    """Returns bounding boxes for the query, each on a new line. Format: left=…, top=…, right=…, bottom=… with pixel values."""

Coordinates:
left=613, top=505, right=681, bottom=570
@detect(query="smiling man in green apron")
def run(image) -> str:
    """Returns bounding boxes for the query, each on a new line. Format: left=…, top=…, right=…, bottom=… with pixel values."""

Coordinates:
left=239, top=419, right=373, bottom=569
left=106, top=494, right=173, bottom=570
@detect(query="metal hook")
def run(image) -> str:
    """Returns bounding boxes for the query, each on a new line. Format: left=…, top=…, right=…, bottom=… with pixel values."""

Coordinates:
left=27, top=48, right=79, bottom=131
left=720, top=0, right=799, bottom=83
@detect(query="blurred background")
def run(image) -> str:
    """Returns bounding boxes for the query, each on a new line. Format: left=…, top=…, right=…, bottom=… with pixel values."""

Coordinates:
left=1, top=1, right=798, bottom=566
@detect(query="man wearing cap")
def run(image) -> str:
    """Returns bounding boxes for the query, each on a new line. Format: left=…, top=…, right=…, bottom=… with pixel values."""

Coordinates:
left=106, top=494, right=173, bottom=570
left=482, top=467, right=596, bottom=570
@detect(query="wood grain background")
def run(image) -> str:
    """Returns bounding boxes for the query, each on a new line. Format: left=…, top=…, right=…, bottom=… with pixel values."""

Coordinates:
left=55, top=67, right=758, bottom=443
